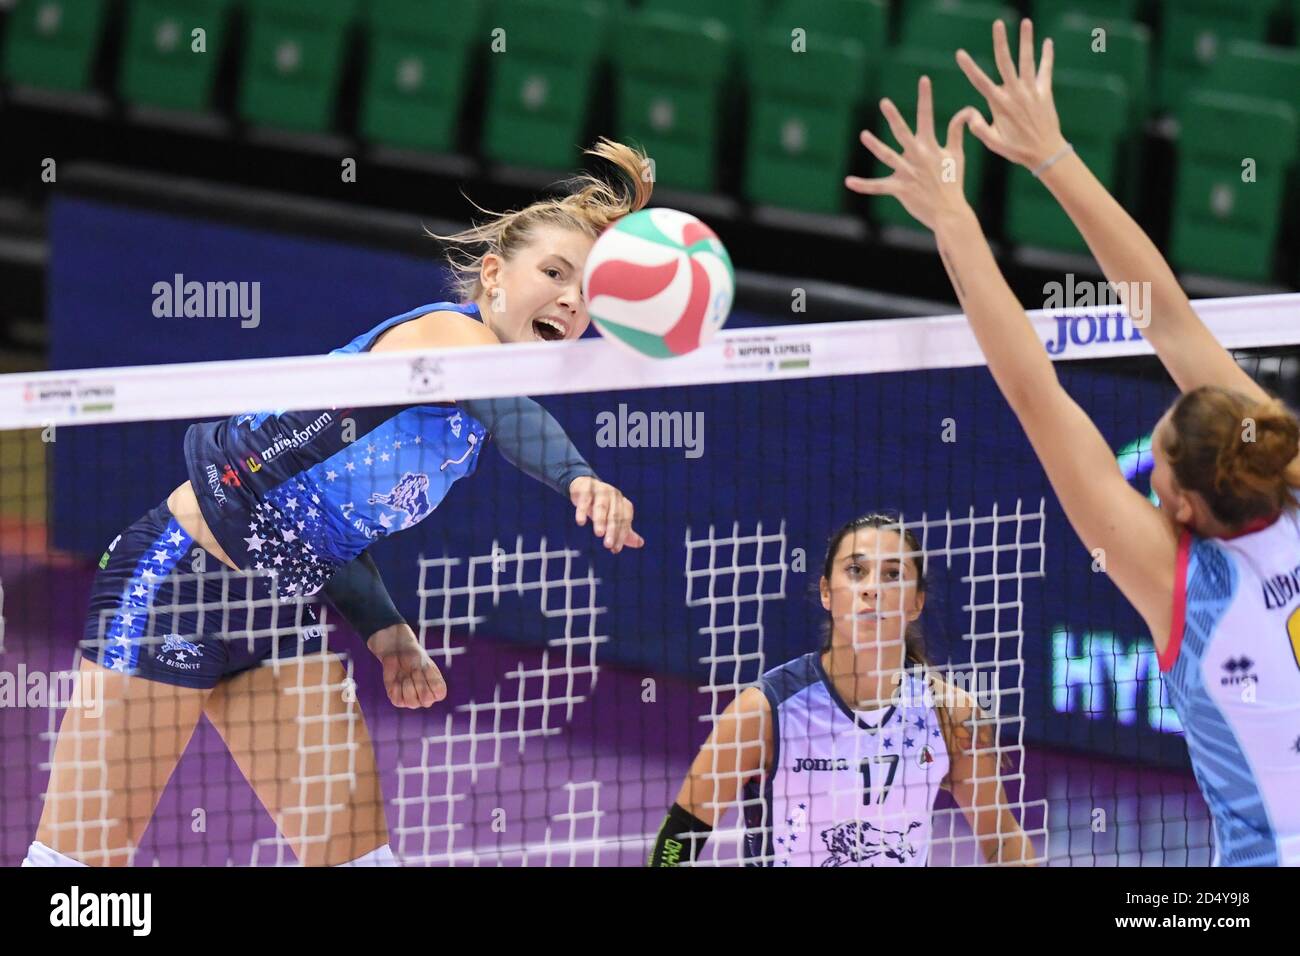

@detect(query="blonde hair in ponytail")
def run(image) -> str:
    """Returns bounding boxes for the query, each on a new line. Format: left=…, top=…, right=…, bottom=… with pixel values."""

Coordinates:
left=428, top=138, right=654, bottom=303
left=1163, top=386, right=1300, bottom=526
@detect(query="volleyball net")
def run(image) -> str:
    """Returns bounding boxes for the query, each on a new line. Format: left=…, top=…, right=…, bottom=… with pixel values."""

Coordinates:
left=1, top=292, right=1297, bottom=866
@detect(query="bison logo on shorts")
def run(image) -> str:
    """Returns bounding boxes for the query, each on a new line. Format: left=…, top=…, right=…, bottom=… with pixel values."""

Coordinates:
left=818, top=819, right=923, bottom=866
left=161, top=634, right=203, bottom=658
left=368, top=472, right=432, bottom=529
left=156, top=634, right=204, bottom=671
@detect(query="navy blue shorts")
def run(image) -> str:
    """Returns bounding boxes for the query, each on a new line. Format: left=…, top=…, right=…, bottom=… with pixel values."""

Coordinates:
left=81, top=501, right=327, bottom=689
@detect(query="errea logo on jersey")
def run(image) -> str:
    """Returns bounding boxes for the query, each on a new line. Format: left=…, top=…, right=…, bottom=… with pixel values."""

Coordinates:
left=1221, top=656, right=1258, bottom=687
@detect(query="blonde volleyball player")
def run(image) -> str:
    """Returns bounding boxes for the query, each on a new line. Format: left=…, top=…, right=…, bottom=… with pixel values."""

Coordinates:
left=650, top=514, right=1036, bottom=867
left=846, top=19, right=1300, bottom=865
left=25, top=139, right=650, bottom=868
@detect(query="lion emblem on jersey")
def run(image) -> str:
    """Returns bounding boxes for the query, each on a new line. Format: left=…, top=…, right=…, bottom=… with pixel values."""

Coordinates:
left=819, top=819, right=923, bottom=866
left=368, top=472, right=432, bottom=529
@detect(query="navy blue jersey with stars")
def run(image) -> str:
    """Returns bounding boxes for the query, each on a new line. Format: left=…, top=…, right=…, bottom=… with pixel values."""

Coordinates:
left=742, top=653, right=950, bottom=867
left=182, top=302, right=487, bottom=597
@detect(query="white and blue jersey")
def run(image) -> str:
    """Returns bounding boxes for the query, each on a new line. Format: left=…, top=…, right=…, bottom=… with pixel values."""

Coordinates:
left=1160, top=499, right=1300, bottom=866
left=743, top=653, right=950, bottom=867
left=182, top=301, right=487, bottom=596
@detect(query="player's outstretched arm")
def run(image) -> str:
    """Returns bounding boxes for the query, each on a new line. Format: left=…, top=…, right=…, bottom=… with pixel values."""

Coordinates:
left=847, top=77, right=1178, bottom=643
left=648, top=687, right=770, bottom=866
left=372, top=311, right=644, bottom=553
left=955, top=18, right=1268, bottom=403
left=458, top=397, right=645, bottom=553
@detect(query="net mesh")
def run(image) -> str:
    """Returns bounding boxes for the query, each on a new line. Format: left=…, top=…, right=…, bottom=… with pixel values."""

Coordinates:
left=2, top=295, right=1298, bottom=867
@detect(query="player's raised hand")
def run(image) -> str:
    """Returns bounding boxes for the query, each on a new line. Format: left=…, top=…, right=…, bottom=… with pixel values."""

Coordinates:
left=955, top=18, right=1068, bottom=170
left=845, top=76, right=974, bottom=232
left=569, top=475, right=645, bottom=553
left=366, top=622, right=447, bottom=709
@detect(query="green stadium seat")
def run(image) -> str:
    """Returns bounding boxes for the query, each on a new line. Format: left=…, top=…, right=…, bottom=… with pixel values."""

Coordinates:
left=481, top=0, right=608, bottom=170
left=119, top=0, right=234, bottom=112
left=1154, top=0, right=1274, bottom=113
left=1046, top=13, right=1150, bottom=134
left=742, top=0, right=885, bottom=212
left=1203, top=41, right=1300, bottom=128
left=768, top=0, right=888, bottom=60
left=898, top=0, right=1015, bottom=47
left=359, top=0, right=481, bottom=153
left=1004, top=72, right=1129, bottom=252
left=237, top=0, right=358, bottom=133
left=1, top=0, right=109, bottom=93
left=742, top=27, right=871, bottom=213
left=640, top=0, right=765, bottom=53
left=871, top=49, right=991, bottom=230
left=1031, top=0, right=1139, bottom=24
left=612, top=9, right=732, bottom=191
left=1169, top=92, right=1297, bottom=281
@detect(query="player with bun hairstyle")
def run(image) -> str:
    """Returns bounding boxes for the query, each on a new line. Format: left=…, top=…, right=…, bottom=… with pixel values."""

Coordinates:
left=25, top=138, right=653, bottom=868
left=650, top=514, right=1035, bottom=867
left=844, top=17, right=1300, bottom=865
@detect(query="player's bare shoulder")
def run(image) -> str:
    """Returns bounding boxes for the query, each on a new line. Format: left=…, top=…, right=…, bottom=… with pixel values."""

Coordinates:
left=733, top=685, right=772, bottom=719
left=371, top=309, right=500, bottom=353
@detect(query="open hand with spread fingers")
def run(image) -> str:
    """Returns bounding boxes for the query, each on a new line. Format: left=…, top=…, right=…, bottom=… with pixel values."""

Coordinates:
left=844, top=76, right=977, bottom=233
left=955, top=18, right=1070, bottom=171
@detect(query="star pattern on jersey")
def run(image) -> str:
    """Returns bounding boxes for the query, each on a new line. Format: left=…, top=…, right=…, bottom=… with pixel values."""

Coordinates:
left=772, top=798, right=811, bottom=866
left=241, top=485, right=337, bottom=600
left=223, top=410, right=483, bottom=604
left=98, top=521, right=192, bottom=673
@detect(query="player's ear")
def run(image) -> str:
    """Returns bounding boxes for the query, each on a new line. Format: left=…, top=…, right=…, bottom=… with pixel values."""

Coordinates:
left=1183, top=490, right=1213, bottom=531
left=910, top=589, right=926, bottom=621
left=479, top=252, right=504, bottom=291
left=819, top=575, right=831, bottom=612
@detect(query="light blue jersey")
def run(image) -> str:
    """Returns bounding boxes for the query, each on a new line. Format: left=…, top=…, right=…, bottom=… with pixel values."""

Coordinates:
left=1160, top=500, right=1300, bottom=866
